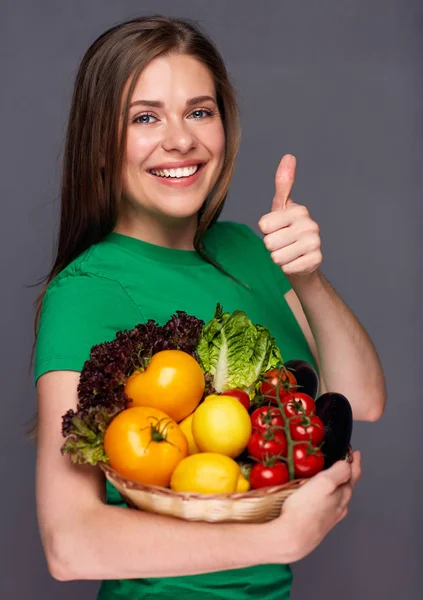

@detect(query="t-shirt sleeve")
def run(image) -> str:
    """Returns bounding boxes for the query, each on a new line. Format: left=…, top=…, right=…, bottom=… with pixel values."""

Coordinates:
left=35, top=272, right=143, bottom=383
left=234, top=222, right=293, bottom=296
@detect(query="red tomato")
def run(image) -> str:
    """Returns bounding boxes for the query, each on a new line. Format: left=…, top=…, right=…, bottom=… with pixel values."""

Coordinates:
left=289, top=415, right=325, bottom=445
left=250, top=462, right=289, bottom=489
left=248, top=430, right=287, bottom=461
left=283, top=392, right=316, bottom=418
left=293, top=444, right=324, bottom=478
left=250, top=407, right=285, bottom=434
left=221, top=389, right=250, bottom=410
left=261, top=368, right=297, bottom=403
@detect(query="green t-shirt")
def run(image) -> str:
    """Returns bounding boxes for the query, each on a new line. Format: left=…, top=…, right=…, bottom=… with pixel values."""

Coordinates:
left=35, top=220, right=317, bottom=600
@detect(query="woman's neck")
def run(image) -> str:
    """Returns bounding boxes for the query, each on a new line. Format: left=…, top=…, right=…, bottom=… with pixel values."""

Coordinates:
left=114, top=212, right=198, bottom=250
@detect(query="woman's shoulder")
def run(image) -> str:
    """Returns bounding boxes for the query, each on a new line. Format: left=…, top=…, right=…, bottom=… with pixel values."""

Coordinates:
left=36, top=243, right=142, bottom=383
left=47, top=238, right=124, bottom=293
left=41, top=240, right=141, bottom=338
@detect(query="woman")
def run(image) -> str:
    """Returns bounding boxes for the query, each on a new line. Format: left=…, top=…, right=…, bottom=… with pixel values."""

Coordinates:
left=34, top=15, right=384, bottom=600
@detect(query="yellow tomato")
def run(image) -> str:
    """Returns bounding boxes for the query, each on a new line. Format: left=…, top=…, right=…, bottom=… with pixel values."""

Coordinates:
left=192, top=394, right=252, bottom=458
left=170, top=453, right=250, bottom=494
left=124, top=350, right=205, bottom=423
left=104, top=406, right=188, bottom=486
left=178, top=413, right=200, bottom=455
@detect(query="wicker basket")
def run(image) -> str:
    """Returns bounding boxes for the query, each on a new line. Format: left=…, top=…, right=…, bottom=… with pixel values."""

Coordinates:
left=100, top=447, right=352, bottom=524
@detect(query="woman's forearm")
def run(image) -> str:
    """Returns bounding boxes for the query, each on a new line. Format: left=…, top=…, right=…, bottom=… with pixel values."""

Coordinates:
left=49, top=501, right=294, bottom=582
left=288, top=270, right=386, bottom=421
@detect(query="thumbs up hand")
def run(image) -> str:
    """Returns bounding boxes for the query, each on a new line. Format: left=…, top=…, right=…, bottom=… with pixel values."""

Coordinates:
left=258, top=155, right=322, bottom=280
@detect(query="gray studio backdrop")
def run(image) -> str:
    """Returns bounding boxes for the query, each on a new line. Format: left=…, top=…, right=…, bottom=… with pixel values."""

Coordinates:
left=2, top=1, right=421, bottom=599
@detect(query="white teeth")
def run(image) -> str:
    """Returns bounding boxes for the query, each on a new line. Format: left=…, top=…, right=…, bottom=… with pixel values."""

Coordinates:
left=150, top=165, right=200, bottom=178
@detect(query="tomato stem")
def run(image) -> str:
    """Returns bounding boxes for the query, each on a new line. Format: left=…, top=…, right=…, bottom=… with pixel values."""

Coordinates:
left=140, top=416, right=180, bottom=450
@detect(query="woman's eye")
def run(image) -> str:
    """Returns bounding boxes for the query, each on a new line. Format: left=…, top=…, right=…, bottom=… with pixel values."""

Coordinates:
left=189, top=109, right=212, bottom=119
left=134, top=113, right=157, bottom=124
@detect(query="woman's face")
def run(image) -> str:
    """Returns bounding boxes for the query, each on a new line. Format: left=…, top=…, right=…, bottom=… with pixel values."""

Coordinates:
left=121, top=53, right=225, bottom=223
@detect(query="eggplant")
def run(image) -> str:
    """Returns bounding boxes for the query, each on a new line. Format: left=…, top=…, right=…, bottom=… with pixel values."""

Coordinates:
left=315, top=392, right=353, bottom=469
left=284, top=359, right=319, bottom=400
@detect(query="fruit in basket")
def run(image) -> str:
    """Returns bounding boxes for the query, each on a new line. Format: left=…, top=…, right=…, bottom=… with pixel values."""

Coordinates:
left=249, top=461, right=289, bottom=489
left=178, top=413, right=200, bottom=455
left=248, top=430, right=288, bottom=461
left=282, top=392, right=316, bottom=417
left=289, top=414, right=325, bottom=445
left=250, top=406, right=285, bottom=433
left=260, top=368, right=297, bottom=403
left=284, top=359, right=319, bottom=400
left=292, top=444, right=324, bottom=478
left=104, top=406, right=188, bottom=486
left=192, top=395, right=252, bottom=458
left=170, top=453, right=250, bottom=494
left=124, top=350, right=205, bottom=423
left=315, top=392, right=353, bottom=468
left=221, top=388, right=250, bottom=410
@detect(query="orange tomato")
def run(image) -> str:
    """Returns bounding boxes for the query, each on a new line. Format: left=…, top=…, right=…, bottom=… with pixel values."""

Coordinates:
left=103, top=406, right=188, bottom=486
left=124, top=350, right=205, bottom=423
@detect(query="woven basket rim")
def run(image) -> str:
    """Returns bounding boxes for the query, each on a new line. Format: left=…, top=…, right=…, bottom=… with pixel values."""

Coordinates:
left=100, top=447, right=353, bottom=501
left=100, top=462, right=305, bottom=500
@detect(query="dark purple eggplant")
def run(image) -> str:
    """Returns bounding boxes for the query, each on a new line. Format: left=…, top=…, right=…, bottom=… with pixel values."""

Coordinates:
left=315, top=392, right=353, bottom=469
left=284, top=359, right=319, bottom=400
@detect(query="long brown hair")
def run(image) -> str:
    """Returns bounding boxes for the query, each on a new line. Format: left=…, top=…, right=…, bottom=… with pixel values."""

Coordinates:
left=29, top=16, right=241, bottom=437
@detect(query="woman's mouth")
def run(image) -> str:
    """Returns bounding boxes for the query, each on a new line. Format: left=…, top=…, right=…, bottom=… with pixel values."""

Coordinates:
left=149, top=164, right=201, bottom=178
left=147, top=163, right=205, bottom=187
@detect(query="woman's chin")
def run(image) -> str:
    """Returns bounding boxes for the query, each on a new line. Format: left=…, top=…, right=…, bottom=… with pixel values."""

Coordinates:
left=152, top=201, right=204, bottom=221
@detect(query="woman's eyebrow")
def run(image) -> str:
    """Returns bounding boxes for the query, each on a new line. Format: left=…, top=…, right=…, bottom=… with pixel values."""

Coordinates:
left=187, top=95, right=217, bottom=106
left=129, top=95, right=217, bottom=109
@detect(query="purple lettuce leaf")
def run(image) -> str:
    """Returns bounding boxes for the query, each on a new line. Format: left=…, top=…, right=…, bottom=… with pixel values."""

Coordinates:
left=61, top=311, right=208, bottom=465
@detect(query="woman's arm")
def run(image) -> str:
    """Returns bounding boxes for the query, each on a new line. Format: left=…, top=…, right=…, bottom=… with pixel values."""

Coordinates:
left=259, top=154, right=387, bottom=422
left=36, top=371, right=360, bottom=582
left=284, top=273, right=386, bottom=421
left=36, top=372, right=275, bottom=581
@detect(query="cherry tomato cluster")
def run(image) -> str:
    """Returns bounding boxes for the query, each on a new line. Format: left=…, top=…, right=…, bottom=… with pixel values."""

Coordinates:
left=247, top=368, right=325, bottom=489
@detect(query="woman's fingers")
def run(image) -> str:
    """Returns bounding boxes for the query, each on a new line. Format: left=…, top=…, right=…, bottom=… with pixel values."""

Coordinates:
left=331, top=453, right=363, bottom=523
left=269, top=234, right=320, bottom=264
left=317, top=459, right=353, bottom=494
left=350, top=451, right=362, bottom=488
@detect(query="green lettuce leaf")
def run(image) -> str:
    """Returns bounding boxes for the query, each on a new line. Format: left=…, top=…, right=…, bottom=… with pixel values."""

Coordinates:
left=197, top=304, right=283, bottom=396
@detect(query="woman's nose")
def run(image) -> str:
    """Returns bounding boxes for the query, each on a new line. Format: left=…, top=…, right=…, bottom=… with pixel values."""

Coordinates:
left=161, top=120, right=197, bottom=154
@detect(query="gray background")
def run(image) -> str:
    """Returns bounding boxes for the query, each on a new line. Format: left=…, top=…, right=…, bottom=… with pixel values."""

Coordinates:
left=2, top=0, right=421, bottom=598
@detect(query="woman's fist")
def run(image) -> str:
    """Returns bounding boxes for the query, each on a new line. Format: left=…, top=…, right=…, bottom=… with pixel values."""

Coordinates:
left=258, top=155, right=322, bottom=279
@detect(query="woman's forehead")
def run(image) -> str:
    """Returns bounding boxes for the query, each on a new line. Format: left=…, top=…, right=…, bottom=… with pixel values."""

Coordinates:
left=127, top=54, right=216, bottom=106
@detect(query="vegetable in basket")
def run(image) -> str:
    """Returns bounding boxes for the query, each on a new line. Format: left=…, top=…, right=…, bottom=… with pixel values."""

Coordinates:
left=104, top=406, right=188, bottom=486
left=315, top=392, right=353, bottom=468
left=61, top=310, right=205, bottom=465
left=196, top=303, right=283, bottom=396
left=59, top=300, right=353, bottom=499
left=124, top=349, right=205, bottom=422
left=247, top=371, right=353, bottom=489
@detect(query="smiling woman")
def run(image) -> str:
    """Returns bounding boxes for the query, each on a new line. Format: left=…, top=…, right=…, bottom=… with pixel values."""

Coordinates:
left=118, top=54, right=225, bottom=245
left=33, top=13, right=375, bottom=600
